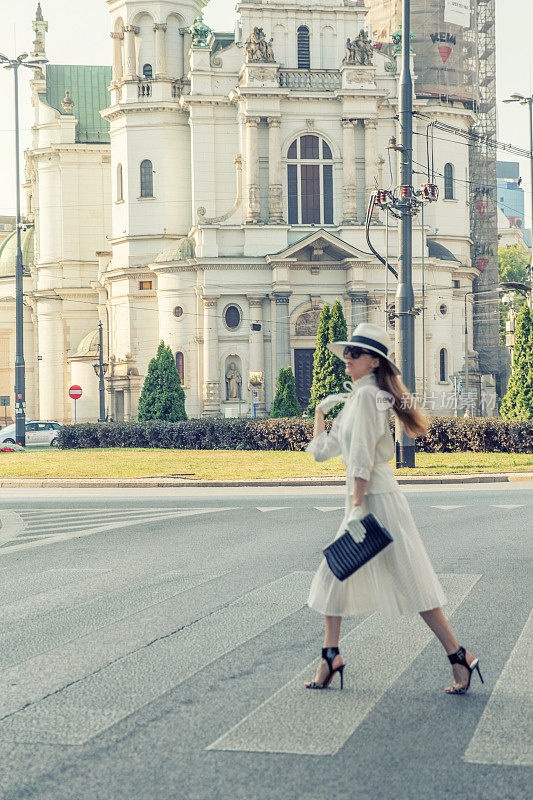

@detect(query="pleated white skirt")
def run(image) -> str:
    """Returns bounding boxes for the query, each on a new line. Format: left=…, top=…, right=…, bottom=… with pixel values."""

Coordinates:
left=307, top=489, right=447, bottom=618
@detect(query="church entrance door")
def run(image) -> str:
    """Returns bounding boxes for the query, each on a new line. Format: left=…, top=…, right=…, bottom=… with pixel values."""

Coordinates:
left=294, top=348, right=315, bottom=410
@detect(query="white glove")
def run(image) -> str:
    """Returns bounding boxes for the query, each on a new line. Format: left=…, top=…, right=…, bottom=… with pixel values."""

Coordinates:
left=317, top=394, right=345, bottom=414
left=347, top=506, right=363, bottom=524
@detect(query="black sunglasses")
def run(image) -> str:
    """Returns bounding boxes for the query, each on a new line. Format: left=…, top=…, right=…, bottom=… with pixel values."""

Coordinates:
left=343, top=346, right=373, bottom=359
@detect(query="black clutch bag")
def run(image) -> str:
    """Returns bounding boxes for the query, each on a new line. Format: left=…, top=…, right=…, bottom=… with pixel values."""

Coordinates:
left=323, top=513, right=393, bottom=582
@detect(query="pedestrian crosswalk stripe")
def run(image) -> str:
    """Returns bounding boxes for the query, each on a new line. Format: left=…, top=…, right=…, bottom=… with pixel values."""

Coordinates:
left=0, top=507, right=241, bottom=554
left=207, top=573, right=482, bottom=756
left=22, top=510, right=198, bottom=532
left=314, top=506, right=344, bottom=512
left=0, top=572, right=313, bottom=745
left=464, top=609, right=533, bottom=767
left=256, top=507, right=291, bottom=513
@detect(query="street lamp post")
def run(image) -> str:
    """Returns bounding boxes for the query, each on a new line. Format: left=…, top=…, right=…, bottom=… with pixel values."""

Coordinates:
left=502, top=93, right=533, bottom=307
left=395, top=0, right=416, bottom=468
left=0, top=51, right=48, bottom=446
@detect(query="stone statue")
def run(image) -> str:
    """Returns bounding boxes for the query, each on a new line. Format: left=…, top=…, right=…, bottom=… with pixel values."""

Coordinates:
left=345, top=30, right=374, bottom=66
left=244, top=27, right=275, bottom=63
left=225, top=362, right=242, bottom=400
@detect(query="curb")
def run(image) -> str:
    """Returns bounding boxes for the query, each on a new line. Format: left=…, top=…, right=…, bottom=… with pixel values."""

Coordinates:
left=0, top=472, right=532, bottom=488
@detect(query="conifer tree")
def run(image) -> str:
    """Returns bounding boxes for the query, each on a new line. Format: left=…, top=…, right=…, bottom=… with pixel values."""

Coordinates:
left=270, top=367, right=302, bottom=418
left=500, top=304, right=533, bottom=420
left=307, top=299, right=348, bottom=417
left=307, top=303, right=331, bottom=415
left=138, top=340, right=187, bottom=421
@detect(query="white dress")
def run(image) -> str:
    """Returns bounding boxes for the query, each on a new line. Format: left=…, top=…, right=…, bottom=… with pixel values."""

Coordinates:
left=306, top=373, right=447, bottom=618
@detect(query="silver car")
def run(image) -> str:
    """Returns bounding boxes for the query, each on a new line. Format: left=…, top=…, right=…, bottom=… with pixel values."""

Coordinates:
left=0, top=421, right=62, bottom=447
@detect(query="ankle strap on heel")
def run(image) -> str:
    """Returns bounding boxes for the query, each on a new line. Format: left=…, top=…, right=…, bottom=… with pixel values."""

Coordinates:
left=322, top=647, right=340, bottom=665
left=448, top=646, right=467, bottom=666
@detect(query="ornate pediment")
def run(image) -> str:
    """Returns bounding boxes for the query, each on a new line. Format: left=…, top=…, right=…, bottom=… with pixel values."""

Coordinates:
left=266, top=229, right=368, bottom=263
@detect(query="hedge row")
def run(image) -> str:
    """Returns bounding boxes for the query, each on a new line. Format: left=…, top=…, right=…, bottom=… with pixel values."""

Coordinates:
left=56, top=417, right=533, bottom=453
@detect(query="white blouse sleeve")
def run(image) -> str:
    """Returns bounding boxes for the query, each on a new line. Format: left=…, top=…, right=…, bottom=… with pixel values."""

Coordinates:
left=345, top=388, right=387, bottom=481
left=305, top=417, right=342, bottom=462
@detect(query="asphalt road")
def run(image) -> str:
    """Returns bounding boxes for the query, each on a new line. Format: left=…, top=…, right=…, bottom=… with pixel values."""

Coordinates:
left=0, top=483, right=531, bottom=800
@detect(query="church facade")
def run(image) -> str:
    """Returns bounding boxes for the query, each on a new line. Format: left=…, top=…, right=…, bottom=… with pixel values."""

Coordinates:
left=0, top=0, right=495, bottom=424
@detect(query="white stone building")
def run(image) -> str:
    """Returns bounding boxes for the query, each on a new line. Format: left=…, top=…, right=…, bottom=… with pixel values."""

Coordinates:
left=0, top=0, right=495, bottom=424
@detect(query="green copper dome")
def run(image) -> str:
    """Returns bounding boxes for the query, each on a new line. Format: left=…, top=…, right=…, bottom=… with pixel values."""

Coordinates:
left=0, top=227, right=34, bottom=278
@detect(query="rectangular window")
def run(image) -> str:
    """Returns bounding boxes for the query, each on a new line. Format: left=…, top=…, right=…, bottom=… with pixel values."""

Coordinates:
left=139, top=281, right=152, bottom=290
left=288, top=164, right=298, bottom=224
left=323, top=165, right=333, bottom=224
left=301, top=164, right=320, bottom=224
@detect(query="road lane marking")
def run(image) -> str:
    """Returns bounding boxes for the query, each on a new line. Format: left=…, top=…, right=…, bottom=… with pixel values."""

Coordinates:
left=489, top=505, right=524, bottom=510
left=431, top=506, right=465, bottom=510
left=256, top=507, right=291, bottom=512
left=207, top=573, right=482, bottom=756
left=464, top=609, right=533, bottom=767
left=0, top=572, right=313, bottom=744
left=0, top=507, right=240, bottom=553
left=314, top=506, right=344, bottom=512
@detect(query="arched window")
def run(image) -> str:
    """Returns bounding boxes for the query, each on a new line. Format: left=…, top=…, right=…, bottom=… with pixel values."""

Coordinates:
left=116, top=163, right=123, bottom=202
left=297, top=26, right=310, bottom=69
left=140, top=159, right=153, bottom=197
left=444, top=163, right=454, bottom=199
left=287, top=134, right=333, bottom=225
left=439, top=348, right=448, bottom=382
left=142, top=63, right=153, bottom=79
left=175, top=351, right=184, bottom=384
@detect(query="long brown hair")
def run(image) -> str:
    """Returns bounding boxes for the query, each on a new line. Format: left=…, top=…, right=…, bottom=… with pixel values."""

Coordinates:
left=374, top=358, right=427, bottom=438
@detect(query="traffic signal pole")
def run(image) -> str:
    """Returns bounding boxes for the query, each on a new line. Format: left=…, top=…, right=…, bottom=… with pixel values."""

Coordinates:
left=395, top=0, right=416, bottom=468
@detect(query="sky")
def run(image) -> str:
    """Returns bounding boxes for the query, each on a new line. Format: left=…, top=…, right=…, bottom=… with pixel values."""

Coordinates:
left=0, top=0, right=532, bottom=223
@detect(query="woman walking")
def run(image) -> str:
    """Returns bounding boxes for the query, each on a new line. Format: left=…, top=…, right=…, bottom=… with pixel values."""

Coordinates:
left=304, top=323, right=484, bottom=695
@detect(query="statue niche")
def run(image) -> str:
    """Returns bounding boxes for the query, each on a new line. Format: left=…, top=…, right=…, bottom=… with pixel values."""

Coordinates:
left=344, top=30, right=374, bottom=66
left=225, top=359, right=242, bottom=400
left=244, top=26, right=275, bottom=63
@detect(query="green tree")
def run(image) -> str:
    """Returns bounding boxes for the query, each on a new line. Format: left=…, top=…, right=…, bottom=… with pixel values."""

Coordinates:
left=498, top=245, right=530, bottom=345
left=270, top=367, right=302, bottom=418
left=500, top=304, right=533, bottom=420
left=138, top=340, right=187, bottom=422
left=307, top=303, right=331, bottom=415
left=307, top=299, right=348, bottom=417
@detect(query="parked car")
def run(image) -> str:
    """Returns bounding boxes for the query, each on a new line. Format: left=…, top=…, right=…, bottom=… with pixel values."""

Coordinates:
left=0, top=421, right=62, bottom=447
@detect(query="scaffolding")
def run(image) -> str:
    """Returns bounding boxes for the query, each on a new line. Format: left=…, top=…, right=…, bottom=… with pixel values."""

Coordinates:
left=469, top=0, right=499, bottom=376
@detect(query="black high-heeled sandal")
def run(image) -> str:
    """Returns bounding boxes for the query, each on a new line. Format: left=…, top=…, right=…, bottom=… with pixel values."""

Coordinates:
left=445, top=645, right=484, bottom=694
left=305, top=647, right=345, bottom=690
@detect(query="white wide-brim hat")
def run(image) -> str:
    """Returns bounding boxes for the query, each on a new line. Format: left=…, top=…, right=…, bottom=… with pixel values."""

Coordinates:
left=327, top=322, right=400, bottom=375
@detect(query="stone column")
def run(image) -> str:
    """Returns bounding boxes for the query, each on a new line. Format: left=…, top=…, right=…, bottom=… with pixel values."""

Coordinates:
left=248, top=296, right=266, bottom=415
left=124, top=388, right=132, bottom=421
left=245, top=117, right=261, bottom=223
left=349, top=290, right=369, bottom=328
left=272, top=292, right=292, bottom=377
left=154, top=23, right=168, bottom=78
left=342, top=119, right=357, bottom=223
left=267, top=118, right=283, bottom=223
left=110, top=31, right=124, bottom=82
left=364, top=118, right=379, bottom=214
left=202, top=296, right=220, bottom=415
left=123, top=25, right=139, bottom=79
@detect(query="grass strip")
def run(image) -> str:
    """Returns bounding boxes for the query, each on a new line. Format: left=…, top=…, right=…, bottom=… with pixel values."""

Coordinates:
left=0, top=449, right=531, bottom=479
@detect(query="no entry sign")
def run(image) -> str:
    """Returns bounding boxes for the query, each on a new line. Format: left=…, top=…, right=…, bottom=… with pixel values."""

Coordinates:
left=69, top=385, right=83, bottom=400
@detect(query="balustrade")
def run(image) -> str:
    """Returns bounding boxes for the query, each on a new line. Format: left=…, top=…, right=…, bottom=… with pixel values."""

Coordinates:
left=278, top=69, right=341, bottom=91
